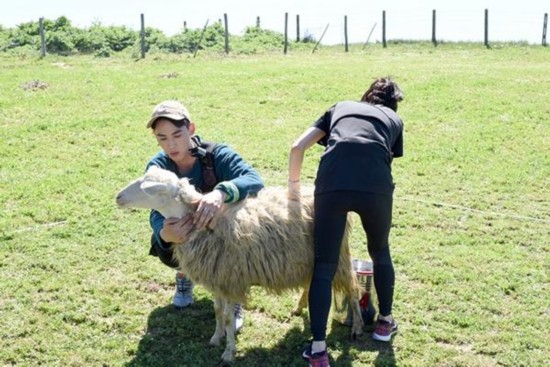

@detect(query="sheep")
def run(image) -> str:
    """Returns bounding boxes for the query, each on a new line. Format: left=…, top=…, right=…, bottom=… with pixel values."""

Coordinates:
left=116, top=166, right=363, bottom=363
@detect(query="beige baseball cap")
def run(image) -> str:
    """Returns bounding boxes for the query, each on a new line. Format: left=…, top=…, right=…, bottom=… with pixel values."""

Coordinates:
left=146, top=100, right=191, bottom=128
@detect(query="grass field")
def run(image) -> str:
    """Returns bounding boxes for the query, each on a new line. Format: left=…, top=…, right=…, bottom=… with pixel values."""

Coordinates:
left=1, top=44, right=549, bottom=366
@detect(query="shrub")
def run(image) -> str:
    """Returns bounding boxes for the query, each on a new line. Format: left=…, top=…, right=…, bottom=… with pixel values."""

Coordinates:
left=72, top=25, right=107, bottom=54
left=167, top=23, right=226, bottom=53
left=46, top=31, right=75, bottom=55
left=0, top=26, right=10, bottom=52
left=103, top=25, right=137, bottom=52
left=241, top=26, right=284, bottom=49
left=95, top=45, right=112, bottom=58
left=301, top=31, right=317, bottom=43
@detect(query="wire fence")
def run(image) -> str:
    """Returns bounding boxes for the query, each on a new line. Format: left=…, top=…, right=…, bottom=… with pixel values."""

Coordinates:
left=33, top=9, right=548, bottom=57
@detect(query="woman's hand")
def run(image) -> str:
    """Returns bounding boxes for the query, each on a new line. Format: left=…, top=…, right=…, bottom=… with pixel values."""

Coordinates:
left=194, top=189, right=226, bottom=229
left=160, top=214, right=195, bottom=244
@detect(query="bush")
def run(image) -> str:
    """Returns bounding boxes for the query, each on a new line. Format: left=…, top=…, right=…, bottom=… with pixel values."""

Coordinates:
left=167, top=23, right=226, bottom=53
left=95, top=45, right=112, bottom=58
left=0, top=15, right=316, bottom=56
left=202, top=22, right=226, bottom=50
left=142, top=27, right=170, bottom=52
left=103, top=25, right=137, bottom=52
left=46, top=31, right=75, bottom=55
left=301, top=31, right=317, bottom=43
left=0, top=27, right=10, bottom=52
left=73, top=25, right=107, bottom=54
left=166, top=30, right=197, bottom=53
left=241, top=26, right=284, bottom=49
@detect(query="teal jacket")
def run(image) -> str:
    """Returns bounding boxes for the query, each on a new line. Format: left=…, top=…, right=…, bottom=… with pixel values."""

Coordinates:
left=146, top=139, right=264, bottom=250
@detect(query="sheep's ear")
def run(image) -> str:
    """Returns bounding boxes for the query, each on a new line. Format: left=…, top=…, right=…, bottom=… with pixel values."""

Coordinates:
left=141, top=181, right=178, bottom=197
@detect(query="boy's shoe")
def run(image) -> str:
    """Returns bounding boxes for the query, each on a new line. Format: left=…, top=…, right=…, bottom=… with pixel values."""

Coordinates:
left=372, top=317, right=398, bottom=342
left=234, top=303, right=244, bottom=332
left=302, top=343, right=330, bottom=367
left=173, top=273, right=194, bottom=309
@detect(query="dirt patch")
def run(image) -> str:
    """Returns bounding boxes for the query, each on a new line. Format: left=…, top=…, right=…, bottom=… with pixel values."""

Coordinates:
left=21, top=80, right=49, bottom=91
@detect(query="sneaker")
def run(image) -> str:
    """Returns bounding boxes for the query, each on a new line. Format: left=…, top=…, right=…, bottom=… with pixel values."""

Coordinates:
left=234, top=303, right=244, bottom=332
left=302, top=343, right=330, bottom=367
left=173, top=272, right=194, bottom=309
left=372, top=317, right=398, bottom=342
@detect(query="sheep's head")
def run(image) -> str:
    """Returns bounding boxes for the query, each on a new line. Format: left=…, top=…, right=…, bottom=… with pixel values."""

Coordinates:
left=115, top=166, right=201, bottom=219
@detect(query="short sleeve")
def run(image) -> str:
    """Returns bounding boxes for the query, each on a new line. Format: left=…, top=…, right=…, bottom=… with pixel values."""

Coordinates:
left=313, top=105, right=336, bottom=147
left=392, top=131, right=403, bottom=158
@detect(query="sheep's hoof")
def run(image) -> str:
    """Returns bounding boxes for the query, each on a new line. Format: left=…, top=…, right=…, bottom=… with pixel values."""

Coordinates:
left=221, top=349, right=235, bottom=363
left=215, top=359, right=230, bottom=367
left=350, top=329, right=363, bottom=341
left=209, top=335, right=222, bottom=346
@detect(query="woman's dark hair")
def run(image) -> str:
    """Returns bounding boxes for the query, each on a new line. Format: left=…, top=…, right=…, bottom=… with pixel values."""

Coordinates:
left=361, top=77, right=404, bottom=111
left=151, top=117, right=190, bottom=130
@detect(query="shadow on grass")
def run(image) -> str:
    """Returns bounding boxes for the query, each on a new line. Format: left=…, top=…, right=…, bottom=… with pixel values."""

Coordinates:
left=126, top=298, right=224, bottom=367
left=327, top=319, right=396, bottom=367
left=127, top=301, right=396, bottom=366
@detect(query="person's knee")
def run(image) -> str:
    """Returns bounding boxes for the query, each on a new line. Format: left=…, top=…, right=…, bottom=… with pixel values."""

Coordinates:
left=368, top=245, right=392, bottom=265
left=312, top=262, right=339, bottom=282
left=150, top=235, right=179, bottom=268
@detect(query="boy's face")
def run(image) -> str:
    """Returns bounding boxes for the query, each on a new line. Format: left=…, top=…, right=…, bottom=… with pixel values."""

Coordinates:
left=153, top=118, right=195, bottom=163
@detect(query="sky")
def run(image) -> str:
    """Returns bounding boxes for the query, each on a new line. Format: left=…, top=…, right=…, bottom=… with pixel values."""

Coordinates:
left=1, top=0, right=548, bottom=45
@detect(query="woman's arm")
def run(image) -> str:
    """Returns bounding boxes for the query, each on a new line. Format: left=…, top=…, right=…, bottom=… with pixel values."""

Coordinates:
left=288, top=127, right=326, bottom=200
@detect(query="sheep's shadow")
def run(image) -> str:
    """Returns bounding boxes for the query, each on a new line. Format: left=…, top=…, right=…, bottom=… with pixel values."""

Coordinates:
left=126, top=301, right=396, bottom=366
left=126, top=298, right=225, bottom=367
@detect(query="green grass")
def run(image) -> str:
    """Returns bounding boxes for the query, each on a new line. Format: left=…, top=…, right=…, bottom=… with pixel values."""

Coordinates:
left=1, top=44, right=549, bottom=366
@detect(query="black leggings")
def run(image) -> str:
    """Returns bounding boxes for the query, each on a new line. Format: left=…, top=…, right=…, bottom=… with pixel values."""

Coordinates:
left=309, top=191, right=395, bottom=341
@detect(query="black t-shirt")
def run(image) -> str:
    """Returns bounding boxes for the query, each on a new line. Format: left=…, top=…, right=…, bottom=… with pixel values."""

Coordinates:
left=313, top=100, right=404, bottom=195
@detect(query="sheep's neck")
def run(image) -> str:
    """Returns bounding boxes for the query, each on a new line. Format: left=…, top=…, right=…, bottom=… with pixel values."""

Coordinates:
left=158, top=207, right=187, bottom=219
left=157, top=199, right=197, bottom=219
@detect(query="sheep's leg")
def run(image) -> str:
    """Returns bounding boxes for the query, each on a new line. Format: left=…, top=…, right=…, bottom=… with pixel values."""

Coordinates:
left=209, top=296, right=225, bottom=347
left=292, top=288, right=309, bottom=316
left=342, top=271, right=364, bottom=339
left=221, top=301, right=237, bottom=362
left=348, top=295, right=364, bottom=340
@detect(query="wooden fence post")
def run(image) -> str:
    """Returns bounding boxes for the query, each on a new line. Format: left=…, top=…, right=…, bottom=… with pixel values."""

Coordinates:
left=344, top=15, right=349, bottom=52
left=312, top=23, right=329, bottom=54
left=284, top=12, right=289, bottom=54
left=193, top=19, right=209, bottom=58
left=224, top=13, right=229, bottom=54
left=256, top=16, right=260, bottom=28
left=39, top=17, right=46, bottom=57
left=362, top=23, right=377, bottom=50
left=140, top=14, right=146, bottom=59
left=382, top=11, right=387, bottom=48
left=484, top=9, right=489, bottom=48
left=543, top=13, right=548, bottom=46
left=296, top=14, right=300, bottom=42
left=432, top=10, right=437, bottom=46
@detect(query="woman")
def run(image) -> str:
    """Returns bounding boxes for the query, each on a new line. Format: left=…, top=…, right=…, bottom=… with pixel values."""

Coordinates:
left=288, top=78, right=404, bottom=366
left=145, top=100, right=264, bottom=331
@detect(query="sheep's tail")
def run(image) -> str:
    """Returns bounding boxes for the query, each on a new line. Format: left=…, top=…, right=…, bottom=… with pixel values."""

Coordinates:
left=333, top=215, right=362, bottom=299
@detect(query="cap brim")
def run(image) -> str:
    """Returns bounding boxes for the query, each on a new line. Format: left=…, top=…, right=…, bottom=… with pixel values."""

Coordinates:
left=146, top=113, right=187, bottom=128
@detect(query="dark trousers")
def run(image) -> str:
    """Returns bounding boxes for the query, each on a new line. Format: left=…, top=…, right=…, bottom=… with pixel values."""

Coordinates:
left=149, top=234, right=178, bottom=268
left=309, top=191, right=395, bottom=341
